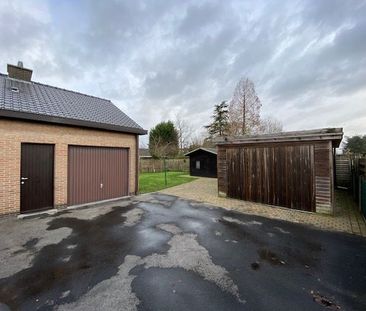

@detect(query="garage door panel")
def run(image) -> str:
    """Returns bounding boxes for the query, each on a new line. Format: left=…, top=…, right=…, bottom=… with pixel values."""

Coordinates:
left=99, top=148, right=129, bottom=201
left=68, top=146, right=129, bottom=206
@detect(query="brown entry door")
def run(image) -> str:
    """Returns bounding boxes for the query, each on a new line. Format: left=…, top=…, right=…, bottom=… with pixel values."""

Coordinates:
left=20, top=143, right=54, bottom=213
left=68, top=146, right=129, bottom=206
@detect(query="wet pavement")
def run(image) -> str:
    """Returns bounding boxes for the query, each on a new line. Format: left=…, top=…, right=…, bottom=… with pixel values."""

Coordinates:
left=0, top=193, right=365, bottom=311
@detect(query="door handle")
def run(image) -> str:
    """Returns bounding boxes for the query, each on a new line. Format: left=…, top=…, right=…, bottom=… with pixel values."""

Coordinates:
left=21, top=177, right=28, bottom=180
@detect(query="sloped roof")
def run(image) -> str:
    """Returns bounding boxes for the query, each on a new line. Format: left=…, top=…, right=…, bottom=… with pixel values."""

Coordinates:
left=0, top=73, right=146, bottom=134
left=215, top=128, right=343, bottom=147
left=184, top=147, right=217, bottom=156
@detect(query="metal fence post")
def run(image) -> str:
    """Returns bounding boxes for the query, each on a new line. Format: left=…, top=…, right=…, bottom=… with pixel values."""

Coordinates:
left=164, top=157, right=167, bottom=186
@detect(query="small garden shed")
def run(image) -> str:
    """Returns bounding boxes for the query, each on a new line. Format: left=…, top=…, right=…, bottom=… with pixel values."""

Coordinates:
left=216, top=128, right=343, bottom=214
left=185, top=147, right=217, bottom=178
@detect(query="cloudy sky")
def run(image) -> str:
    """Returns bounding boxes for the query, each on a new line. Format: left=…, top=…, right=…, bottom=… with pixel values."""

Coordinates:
left=1, top=0, right=365, bottom=145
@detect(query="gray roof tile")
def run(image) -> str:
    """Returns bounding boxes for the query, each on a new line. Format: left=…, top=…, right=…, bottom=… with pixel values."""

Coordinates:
left=0, top=73, right=146, bottom=134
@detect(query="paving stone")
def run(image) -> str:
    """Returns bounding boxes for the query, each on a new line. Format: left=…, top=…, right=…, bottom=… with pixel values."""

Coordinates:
left=160, top=178, right=366, bottom=237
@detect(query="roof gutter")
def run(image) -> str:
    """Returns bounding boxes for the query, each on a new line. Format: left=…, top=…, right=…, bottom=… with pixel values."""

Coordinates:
left=0, top=109, right=148, bottom=135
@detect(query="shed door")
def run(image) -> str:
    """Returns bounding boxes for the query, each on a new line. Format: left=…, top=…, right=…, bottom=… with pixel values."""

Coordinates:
left=226, top=145, right=315, bottom=211
left=68, top=146, right=129, bottom=206
left=20, top=143, right=54, bottom=213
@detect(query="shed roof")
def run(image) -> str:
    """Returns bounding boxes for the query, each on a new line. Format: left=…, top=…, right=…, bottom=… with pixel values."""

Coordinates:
left=215, top=128, right=343, bottom=147
left=184, top=147, right=217, bottom=156
left=0, top=73, right=147, bottom=135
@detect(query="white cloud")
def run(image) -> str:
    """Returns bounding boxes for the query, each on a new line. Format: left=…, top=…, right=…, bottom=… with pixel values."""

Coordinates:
left=1, top=0, right=365, bottom=146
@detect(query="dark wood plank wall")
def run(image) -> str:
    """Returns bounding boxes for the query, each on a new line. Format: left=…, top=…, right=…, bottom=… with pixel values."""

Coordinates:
left=217, top=146, right=227, bottom=196
left=314, top=141, right=333, bottom=213
left=189, top=150, right=217, bottom=177
left=218, top=141, right=333, bottom=213
left=225, top=144, right=315, bottom=211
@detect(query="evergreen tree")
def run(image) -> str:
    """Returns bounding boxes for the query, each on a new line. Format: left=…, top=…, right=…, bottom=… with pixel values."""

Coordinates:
left=205, top=101, right=229, bottom=137
left=344, top=135, right=366, bottom=154
left=149, top=121, right=179, bottom=158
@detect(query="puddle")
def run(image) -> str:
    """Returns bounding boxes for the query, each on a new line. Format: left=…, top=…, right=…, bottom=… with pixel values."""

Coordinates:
left=153, top=194, right=177, bottom=202
left=61, top=256, right=71, bottom=262
left=156, top=224, right=182, bottom=234
left=58, top=255, right=142, bottom=311
left=136, top=227, right=169, bottom=250
left=181, top=217, right=203, bottom=231
left=12, top=238, right=39, bottom=255
left=311, top=291, right=340, bottom=310
left=273, top=227, right=290, bottom=234
left=258, top=249, right=286, bottom=266
left=60, top=290, right=70, bottom=299
left=0, top=204, right=138, bottom=310
left=143, top=231, right=246, bottom=304
left=122, top=208, right=144, bottom=226
left=23, top=238, right=39, bottom=249
left=222, top=217, right=262, bottom=226
left=218, top=219, right=266, bottom=246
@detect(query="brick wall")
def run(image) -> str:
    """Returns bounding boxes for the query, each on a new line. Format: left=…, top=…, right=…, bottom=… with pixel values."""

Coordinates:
left=0, top=119, right=137, bottom=215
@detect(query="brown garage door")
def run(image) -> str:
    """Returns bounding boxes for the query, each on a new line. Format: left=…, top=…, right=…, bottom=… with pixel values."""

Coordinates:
left=68, top=146, right=129, bottom=206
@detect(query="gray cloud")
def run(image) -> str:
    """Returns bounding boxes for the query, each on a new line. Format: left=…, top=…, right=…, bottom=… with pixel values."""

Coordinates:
left=0, top=0, right=365, bottom=145
left=177, top=1, right=223, bottom=37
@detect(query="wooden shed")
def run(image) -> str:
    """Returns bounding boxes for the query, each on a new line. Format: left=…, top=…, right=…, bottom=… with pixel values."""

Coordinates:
left=216, top=128, right=343, bottom=214
left=185, top=148, right=217, bottom=178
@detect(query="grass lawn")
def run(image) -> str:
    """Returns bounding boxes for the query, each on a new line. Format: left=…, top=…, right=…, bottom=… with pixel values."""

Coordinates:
left=139, top=171, right=197, bottom=194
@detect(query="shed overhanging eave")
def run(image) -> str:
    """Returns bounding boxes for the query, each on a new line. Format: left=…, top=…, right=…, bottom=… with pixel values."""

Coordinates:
left=184, top=147, right=217, bottom=156
left=215, top=128, right=343, bottom=148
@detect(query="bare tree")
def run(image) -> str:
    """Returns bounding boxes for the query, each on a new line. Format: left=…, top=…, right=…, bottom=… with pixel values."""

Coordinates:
left=175, top=114, right=193, bottom=151
left=148, top=136, right=173, bottom=159
left=188, top=137, right=203, bottom=151
left=187, top=131, right=209, bottom=151
left=148, top=135, right=173, bottom=186
left=257, top=117, right=283, bottom=134
left=228, top=78, right=261, bottom=135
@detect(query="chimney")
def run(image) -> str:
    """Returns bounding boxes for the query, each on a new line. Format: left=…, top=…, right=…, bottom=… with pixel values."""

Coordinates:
left=7, top=61, right=33, bottom=82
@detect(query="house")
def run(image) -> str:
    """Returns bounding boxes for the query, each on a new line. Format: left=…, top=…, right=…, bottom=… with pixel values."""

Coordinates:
left=185, top=147, right=217, bottom=178
left=0, top=62, right=147, bottom=215
left=216, top=128, right=343, bottom=214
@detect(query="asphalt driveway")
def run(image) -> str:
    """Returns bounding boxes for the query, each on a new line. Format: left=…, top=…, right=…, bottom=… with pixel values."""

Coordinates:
left=0, top=193, right=365, bottom=311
